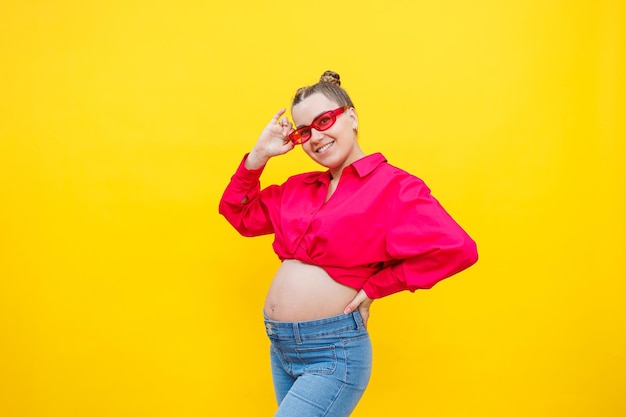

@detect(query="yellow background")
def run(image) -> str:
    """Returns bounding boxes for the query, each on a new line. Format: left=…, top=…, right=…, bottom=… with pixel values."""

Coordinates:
left=1, top=1, right=624, bottom=416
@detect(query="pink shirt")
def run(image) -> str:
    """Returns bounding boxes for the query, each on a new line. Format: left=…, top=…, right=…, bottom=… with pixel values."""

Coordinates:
left=219, top=153, right=478, bottom=299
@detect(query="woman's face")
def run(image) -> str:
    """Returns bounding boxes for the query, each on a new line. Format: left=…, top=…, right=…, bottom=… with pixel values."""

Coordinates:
left=291, top=93, right=362, bottom=176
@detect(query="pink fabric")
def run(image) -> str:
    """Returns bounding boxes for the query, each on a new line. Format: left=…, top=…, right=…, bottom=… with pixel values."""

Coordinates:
left=219, top=153, right=478, bottom=299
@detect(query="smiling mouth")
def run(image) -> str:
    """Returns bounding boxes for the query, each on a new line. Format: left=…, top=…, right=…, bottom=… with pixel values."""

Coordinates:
left=316, top=141, right=335, bottom=153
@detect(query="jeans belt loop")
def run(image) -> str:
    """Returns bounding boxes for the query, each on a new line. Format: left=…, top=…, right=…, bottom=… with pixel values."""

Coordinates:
left=293, top=322, right=302, bottom=345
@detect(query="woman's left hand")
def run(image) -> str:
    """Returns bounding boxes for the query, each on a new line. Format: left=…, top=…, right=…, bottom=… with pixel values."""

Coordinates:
left=344, top=290, right=373, bottom=329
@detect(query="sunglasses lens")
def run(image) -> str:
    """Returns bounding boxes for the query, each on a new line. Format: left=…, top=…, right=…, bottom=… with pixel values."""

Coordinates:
left=289, top=128, right=311, bottom=144
left=299, top=129, right=311, bottom=143
left=315, top=114, right=335, bottom=131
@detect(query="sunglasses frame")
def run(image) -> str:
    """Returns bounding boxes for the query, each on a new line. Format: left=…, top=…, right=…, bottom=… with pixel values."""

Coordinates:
left=288, top=106, right=349, bottom=145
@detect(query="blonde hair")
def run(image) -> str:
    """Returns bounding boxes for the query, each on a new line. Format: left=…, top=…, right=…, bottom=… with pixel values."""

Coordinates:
left=292, top=70, right=355, bottom=109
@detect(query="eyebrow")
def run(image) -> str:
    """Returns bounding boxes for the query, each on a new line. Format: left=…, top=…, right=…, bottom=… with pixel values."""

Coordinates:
left=295, top=110, right=330, bottom=129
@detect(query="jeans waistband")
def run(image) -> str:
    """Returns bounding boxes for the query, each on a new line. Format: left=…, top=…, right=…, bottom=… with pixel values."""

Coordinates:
left=264, top=311, right=365, bottom=342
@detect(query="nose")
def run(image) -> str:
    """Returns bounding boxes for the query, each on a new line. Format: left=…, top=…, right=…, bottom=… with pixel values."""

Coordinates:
left=309, top=128, right=325, bottom=143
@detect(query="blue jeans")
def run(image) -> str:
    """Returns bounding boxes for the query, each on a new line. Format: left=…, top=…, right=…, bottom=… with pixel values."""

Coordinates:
left=264, top=311, right=372, bottom=417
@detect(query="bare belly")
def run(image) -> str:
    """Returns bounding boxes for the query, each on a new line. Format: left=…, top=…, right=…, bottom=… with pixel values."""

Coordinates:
left=263, top=259, right=358, bottom=322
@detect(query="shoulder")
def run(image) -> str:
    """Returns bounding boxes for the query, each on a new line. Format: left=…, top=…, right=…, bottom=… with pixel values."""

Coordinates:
left=373, top=158, right=430, bottom=193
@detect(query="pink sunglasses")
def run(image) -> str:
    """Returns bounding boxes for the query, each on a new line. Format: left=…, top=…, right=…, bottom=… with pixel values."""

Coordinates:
left=288, top=106, right=349, bottom=145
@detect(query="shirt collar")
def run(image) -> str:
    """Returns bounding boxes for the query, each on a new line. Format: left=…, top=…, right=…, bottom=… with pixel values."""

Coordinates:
left=351, top=152, right=387, bottom=177
left=303, top=153, right=387, bottom=184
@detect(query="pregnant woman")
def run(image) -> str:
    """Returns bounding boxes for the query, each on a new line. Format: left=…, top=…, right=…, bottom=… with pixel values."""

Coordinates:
left=219, top=70, right=478, bottom=417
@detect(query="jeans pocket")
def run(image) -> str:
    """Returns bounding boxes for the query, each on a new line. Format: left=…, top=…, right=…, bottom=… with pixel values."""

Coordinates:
left=295, top=345, right=337, bottom=375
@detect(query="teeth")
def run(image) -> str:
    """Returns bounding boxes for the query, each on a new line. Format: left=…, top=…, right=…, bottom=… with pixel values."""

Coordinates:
left=317, top=142, right=334, bottom=153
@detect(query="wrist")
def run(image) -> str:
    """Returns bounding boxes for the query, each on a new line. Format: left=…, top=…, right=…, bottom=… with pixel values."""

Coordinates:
left=245, top=149, right=269, bottom=170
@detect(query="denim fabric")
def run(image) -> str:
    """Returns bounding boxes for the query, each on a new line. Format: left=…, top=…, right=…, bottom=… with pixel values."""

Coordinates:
left=264, top=312, right=372, bottom=417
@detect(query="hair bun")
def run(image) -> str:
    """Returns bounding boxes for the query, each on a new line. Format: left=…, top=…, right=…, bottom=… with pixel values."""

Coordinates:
left=319, top=70, right=341, bottom=86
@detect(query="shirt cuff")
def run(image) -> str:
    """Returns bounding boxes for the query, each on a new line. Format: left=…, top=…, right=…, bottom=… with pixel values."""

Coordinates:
left=235, top=153, right=265, bottom=181
left=361, top=266, right=407, bottom=299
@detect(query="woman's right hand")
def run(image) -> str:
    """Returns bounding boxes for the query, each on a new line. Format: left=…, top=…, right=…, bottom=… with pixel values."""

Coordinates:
left=245, top=108, right=295, bottom=170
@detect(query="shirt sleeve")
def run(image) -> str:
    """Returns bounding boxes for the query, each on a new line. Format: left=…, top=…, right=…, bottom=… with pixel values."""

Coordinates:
left=218, top=154, right=282, bottom=237
left=361, top=177, right=478, bottom=299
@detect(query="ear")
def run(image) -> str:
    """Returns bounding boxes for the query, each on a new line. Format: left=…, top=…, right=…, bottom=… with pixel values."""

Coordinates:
left=348, top=107, right=359, bottom=132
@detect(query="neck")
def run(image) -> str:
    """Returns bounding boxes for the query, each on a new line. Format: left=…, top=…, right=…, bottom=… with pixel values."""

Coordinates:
left=329, top=149, right=366, bottom=181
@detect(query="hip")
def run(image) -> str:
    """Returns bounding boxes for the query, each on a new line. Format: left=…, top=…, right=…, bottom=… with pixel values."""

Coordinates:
left=264, top=311, right=372, bottom=374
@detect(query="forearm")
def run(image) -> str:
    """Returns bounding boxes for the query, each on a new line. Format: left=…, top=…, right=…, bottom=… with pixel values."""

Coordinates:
left=362, top=237, right=478, bottom=299
left=219, top=154, right=276, bottom=237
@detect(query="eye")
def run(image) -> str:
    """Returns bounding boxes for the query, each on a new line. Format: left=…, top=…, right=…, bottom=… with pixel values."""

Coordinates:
left=316, top=115, right=333, bottom=129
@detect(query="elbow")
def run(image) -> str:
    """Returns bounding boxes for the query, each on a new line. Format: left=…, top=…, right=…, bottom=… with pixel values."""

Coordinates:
left=452, top=234, right=478, bottom=271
